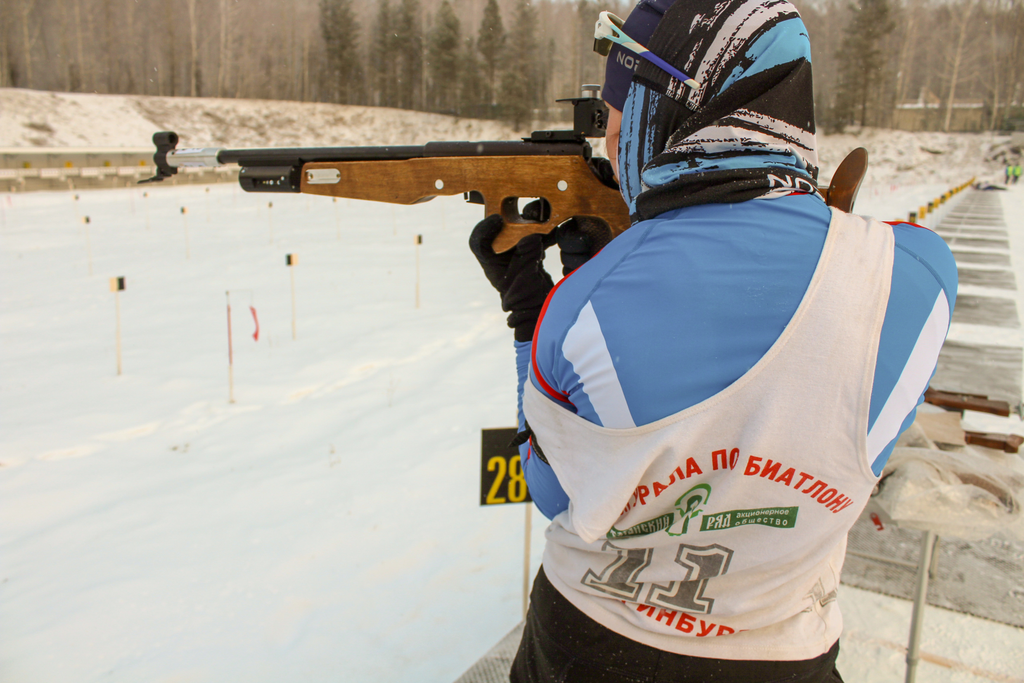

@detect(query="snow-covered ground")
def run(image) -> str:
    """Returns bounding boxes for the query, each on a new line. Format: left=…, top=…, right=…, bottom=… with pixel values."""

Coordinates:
left=0, top=87, right=1013, bottom=191
left=1, top=91, right=1022, bottom=682
left=1, top=89, right=523, bottom=149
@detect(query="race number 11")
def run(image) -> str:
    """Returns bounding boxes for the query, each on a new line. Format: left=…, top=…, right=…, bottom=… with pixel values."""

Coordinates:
left=480, top=428, right=532, bottom=506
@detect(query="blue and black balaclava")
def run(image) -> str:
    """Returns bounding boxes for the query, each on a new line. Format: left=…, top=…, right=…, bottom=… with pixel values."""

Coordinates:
left=605, top=0, right=818, bottom=222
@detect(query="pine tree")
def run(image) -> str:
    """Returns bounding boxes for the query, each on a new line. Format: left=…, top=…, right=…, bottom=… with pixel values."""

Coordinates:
left=394, top=0, right=423, bottom=110
left=320, top=0, right=363, bottom=104
left=428, top=0, right=461, bottom=113
left=372, top=0, right=397, bottom=107
left=832, top=0, right=895, bottom=130
left=477, top=0, right=505, bottom=109
left=575, top=0, right=604, bottom=88
left=500, top=0, right=537, bottom=128
left=460, top=36, right=487, bottom=117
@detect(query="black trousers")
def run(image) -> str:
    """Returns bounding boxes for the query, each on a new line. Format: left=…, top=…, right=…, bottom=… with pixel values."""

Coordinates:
left=511, top=567, right=844, bottom=683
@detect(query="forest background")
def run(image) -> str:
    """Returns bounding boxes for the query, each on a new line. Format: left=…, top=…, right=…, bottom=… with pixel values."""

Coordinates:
left=0, top=0, right=1021, bottom=134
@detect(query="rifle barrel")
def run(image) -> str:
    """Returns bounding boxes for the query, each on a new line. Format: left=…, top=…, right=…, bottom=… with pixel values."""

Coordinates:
left=165, top=140, right=589, bottom=171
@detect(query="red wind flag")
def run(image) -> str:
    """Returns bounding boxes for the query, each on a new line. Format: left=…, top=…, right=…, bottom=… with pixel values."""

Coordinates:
left=250, top=306, right=260, bottom=341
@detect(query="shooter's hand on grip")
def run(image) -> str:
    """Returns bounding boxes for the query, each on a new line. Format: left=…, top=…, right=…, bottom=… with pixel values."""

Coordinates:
left=518, top=199, right=613, bottom=277
left=470, top=215, right=556, bottom=342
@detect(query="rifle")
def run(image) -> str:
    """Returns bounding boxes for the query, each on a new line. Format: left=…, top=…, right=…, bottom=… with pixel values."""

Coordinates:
left=143, top=88, right=627, bottom=253
left=141, top=87, right=868, bottom=252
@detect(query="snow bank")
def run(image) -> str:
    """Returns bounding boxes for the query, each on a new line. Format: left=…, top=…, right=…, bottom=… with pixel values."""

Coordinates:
left=1, top=88, right=522, bottom=149
left=816, top=127, right=1009, bottom=190
left=2, top=88, right=1007, bottom=191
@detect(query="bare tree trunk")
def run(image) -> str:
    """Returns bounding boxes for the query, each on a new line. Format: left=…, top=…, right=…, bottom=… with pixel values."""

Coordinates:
left=119, top=0, right=139, bottom=94
left=989, top=1, right=1003, bottom=130
left=302, top=35, right=310, bottom=102
left=943, top=1, right=976, bottom=132
left=0, top=5, right=9, bottom=87
left=218, top=0, right=228, bottom=97
left=73, top=0, right=86, bottom=91
left=895, top=0, right=918, bottom=106
left=165, top=1, right=177, bottom=96
left=19, top=0, right=37, bottom=88
left=57, top=3, right=72, bottom=90
left=186, top=0, right=199, bottom=96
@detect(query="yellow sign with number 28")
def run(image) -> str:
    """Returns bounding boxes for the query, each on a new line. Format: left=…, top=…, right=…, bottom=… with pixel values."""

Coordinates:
left=480, top=428, right=532, bottom=506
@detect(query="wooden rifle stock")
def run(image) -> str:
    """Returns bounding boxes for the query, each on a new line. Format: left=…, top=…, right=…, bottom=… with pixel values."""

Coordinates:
left=300, top=146, right=868, bottom=252
left=300, top=155, right=629, bottom=253
left=822, top=147, right=868, bottom=213
left=147, top=125, right=868, bottom=253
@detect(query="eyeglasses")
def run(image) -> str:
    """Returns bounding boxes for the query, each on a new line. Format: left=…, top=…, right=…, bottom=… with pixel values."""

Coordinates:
left=593, top=11, right=700, bottom=91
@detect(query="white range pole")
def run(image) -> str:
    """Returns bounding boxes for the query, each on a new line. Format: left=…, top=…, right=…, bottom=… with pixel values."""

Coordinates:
left=110, top=277, right=125, bottom=375
left=226, top=291, right=235, bottom=403
left=287, top=254, right=298, bottom=340
left=415, top=235, right=422, bottom=309
left=84, top=216, right=94, bottom=276
left=181, top=206, right=190, bottom=259
left=334, top=198, right=341, bottom=240
left=523, top=504, right=532, bottom=619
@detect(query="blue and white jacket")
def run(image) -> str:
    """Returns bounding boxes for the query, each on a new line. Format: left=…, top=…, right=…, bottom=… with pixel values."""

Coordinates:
left=517, top=193, right=958, bottom=521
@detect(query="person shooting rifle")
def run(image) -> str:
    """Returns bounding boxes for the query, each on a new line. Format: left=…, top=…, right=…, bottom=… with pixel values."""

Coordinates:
left=467, top=1, right=958, bottom=681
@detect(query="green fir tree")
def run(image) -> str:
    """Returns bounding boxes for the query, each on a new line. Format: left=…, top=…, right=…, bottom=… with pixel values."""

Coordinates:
left=394, top=0, right=424, bottom=110
left=477, top=0, right=506, bottom=109
left=500, top=0, right=538, bottom=128
left=319, top=0, right=363, bottom=104
left=428, top=0, right=461, bottom=113
left=372, top=1, right=398, bottom=107
left=832, top=0, right=895, bottom=130
left=460, top=36, right=488, bottom=117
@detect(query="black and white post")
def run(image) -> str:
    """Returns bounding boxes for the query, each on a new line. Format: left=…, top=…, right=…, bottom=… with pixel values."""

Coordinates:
left=83, top=215, right=93, bottom=276
left=286, top=253, right=298, bottom=340
left=110, top=276, right=125, bottom=375
left=268, top=201, right=274, bottom=244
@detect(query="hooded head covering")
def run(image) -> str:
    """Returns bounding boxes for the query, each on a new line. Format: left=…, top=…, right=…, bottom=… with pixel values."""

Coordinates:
left=613, top=0, right=818, bottom=221
left=601, top=0, right=675, bottom=111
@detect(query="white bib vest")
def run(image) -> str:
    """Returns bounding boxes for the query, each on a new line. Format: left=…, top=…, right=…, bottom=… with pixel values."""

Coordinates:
left=524, top=209, right=895, bottom=661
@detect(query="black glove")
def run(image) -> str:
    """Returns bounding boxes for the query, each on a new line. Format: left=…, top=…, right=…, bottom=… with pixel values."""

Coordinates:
left=553, top=217, right=613, bottom=276
left=517, top=199, right=613, bottom=277
left=589, top=156, right=619, bottom=191
left=469, top=215, right=555, bottom=342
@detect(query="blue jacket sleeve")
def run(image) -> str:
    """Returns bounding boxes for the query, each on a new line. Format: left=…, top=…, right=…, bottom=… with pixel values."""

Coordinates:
left=516, top=340, right=571, bottom=520
left=866, top=222, right=958, bottom=475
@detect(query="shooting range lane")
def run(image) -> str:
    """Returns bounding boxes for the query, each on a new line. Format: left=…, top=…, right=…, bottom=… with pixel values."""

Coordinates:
left=932, top=190, right=1023, bottom=403
left=837, top=187, right=1024, bottom=683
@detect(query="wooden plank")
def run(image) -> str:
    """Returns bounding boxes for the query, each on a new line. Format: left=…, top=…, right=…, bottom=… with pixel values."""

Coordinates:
left=950, top=294, right=1020, bottom=327
left=952, top=251, right=1011, bottom=266
left=944, top=236, right=1011, bottom=249
left=924, top=387, right=1012, bottom=416
left=956, top=269, right=1017, bottom=290
left=932, top=341, right=1022, bottom=403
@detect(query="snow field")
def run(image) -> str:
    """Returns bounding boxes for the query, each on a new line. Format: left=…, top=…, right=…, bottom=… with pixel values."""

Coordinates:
left=1, top=184, right=549, bottom=682
left=2, top=177, right=1023, bottom=683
